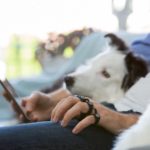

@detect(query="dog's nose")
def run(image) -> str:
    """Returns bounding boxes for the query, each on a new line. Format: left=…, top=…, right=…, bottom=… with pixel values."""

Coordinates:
left=64, top=76, right=74, bottom=87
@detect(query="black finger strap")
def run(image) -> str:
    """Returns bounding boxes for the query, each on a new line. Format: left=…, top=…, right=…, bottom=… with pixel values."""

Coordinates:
left=92, top=108, right=100, bottom=125
left=75, top=95, right=100, bottom=124
left=75, top=95, right=93, bottom=115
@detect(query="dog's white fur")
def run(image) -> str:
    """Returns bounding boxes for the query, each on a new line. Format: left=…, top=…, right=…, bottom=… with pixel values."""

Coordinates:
left=112, top=104, right=150, bottom=150
left=65, top=34, right=148, bottom=103
left=67, top=47, right=127, bottom=103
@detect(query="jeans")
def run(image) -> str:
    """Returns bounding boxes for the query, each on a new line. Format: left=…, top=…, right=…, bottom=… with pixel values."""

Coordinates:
left=0, top=120, right=116, bottom=150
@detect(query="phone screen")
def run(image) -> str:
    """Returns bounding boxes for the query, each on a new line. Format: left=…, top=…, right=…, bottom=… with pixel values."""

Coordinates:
left=0, top=79, right=30, bottom=122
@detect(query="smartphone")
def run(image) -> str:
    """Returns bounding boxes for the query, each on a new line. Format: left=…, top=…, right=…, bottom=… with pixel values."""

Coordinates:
left=0, top=79, right=30, bottom=122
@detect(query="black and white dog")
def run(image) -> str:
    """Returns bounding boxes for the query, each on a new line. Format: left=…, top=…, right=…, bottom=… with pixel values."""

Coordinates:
left=64, top=33, right=149, bottom=103
left=64, top=34, right=150, bottom=150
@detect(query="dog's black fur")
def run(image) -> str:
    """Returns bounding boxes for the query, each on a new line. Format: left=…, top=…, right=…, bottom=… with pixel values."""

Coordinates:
left=105, top=33, right=149, bottom=92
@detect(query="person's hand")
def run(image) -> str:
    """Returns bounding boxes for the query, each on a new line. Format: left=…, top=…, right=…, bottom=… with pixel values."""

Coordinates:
left=11, top=92, right=56, bottom=122
left=11, top=88, right=72, bottom=123
left=51, top=95, right=101, bottom=134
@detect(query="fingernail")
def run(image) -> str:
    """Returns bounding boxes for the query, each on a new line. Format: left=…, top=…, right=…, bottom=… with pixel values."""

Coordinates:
left=72, top=128, right=78, bottom=134
left=53, top=117, right=58, bottom=123
left=61, top=121, right=66, bottom=127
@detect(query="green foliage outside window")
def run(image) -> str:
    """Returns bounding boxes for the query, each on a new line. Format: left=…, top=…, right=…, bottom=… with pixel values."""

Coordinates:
left=5, top=35, right=42, bottom=79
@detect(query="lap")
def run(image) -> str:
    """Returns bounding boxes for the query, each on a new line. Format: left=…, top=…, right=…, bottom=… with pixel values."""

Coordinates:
left=0, top=120, right=116, bottom=150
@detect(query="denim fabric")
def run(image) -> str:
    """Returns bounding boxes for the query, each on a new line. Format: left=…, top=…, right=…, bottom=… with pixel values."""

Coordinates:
left=0, top=120, right=115, bottom=150
left=131, top=33, right=150, bottom=65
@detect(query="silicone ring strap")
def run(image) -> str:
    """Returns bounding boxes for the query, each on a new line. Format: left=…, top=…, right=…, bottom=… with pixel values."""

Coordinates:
left=75, top=95, right=93, bottom=115
left=92, top=108, right=100, bottom=125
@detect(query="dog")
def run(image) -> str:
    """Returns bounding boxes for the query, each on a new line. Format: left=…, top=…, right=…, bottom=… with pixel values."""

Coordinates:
left=64, top=33, right=149, bottom=103
left=112, top=104, right=150, bottom=150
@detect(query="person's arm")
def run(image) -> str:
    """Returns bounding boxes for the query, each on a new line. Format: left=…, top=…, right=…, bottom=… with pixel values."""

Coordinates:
left=51, top=95, right=140, bottom=135
left=95, top=104, right=139, bottom=134
left=47, top=88, right=71, bottom=104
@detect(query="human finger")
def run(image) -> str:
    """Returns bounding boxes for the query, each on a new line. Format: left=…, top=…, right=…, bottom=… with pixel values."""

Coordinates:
left=18, top=112, right=37, bottom=122
left=72, top=115, right=95, bottom=134
left=27, top=113, right=38, bottom=122
left=21, top=99, right=27, bottom=107
left=51, top=96, right=78, bottom=122
left=10, top=100, right=31, bottom=122
left=61, top=101, right=89, bottom=127
left=19, top=96, right=37, bottom=121
left=50, top=99, right=64, bottom=120
left=22, top=93, right=40, bottom=113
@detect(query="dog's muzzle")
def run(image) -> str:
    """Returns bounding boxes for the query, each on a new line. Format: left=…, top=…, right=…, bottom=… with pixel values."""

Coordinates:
left=64, top=76, right=74, bottom=88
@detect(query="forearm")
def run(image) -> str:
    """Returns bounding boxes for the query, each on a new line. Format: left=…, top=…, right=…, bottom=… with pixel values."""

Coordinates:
left=95, top=103, right=140, bottom=134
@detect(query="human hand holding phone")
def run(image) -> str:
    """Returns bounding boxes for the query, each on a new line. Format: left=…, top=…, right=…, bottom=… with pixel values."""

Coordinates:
left=0, top=78, right=70, bottom=122
left=0, top=79, right=31, bottom=123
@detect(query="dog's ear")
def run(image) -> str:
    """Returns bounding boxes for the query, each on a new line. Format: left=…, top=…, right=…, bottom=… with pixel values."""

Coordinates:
left=104, top=33, right=128, bottom=52
left=121, top=52, right=149, bottom=91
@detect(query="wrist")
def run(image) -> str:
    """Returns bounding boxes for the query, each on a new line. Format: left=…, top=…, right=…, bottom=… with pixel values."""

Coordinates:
left=94, top=103, right=139, bottom=134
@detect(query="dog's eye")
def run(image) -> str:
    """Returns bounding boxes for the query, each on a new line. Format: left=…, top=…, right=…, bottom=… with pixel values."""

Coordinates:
left=101, top=70, right=110, bottom=78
